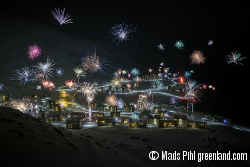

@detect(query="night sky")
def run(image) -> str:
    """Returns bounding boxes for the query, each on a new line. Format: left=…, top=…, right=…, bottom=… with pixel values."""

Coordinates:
left=1, top=1, right=249, bottom=125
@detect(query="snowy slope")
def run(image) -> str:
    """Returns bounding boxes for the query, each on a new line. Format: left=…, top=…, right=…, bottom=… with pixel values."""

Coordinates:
left=1, top=107, right=250, bottom=167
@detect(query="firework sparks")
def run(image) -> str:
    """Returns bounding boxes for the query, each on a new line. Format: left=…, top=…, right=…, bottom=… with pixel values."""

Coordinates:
left=208, top=39, right=213, bottom=46
left=0, top=82, right=6, bottom=91
left=42, top=80, right=55, bottom=90
left=8, top=98, right=30, bottom=112
left=82, top=48, right=109, bottom=74
left=226, top=52, right=246, bottom=65
left=190, top=50, right=206, bottom=65
left=184, top=79, right=201, bottom=102
left=111, top=77, right=120, bottom=87
left=184, top=70, right=194, bottom=78
left=34, top=57, right=55, bottom=80
left=65, top=80, right=76, bottom=88
left=52, top=8, right=73, bottom=25
left=109, top=23, right=136, bottom=45
left=117, top=98, right=125, bottom=109
left=138, top=93, right=148, bottom=110
left=130, top=68, right=140, bottom=76
left=105, top=94, right=118, bottom=107
left=73, top=67, right=86, bottom=80
left=127, top=82, right=132, bottom=89
left=56, top=68, right=64, bottom=76
left=152, top=80, right=163, bottom=91
left=12, top=67, right=34, bottom=84
left=80, top=83, right=97, bottom=102
left=36, top=85, right=42, bottom=90
left=157, top=43, right=165, bottom=51
left=170, top=97, right=178, bottom=105
left=174, top=40, right=185, bottom=49
left=28, top=44, right=42, bottom=60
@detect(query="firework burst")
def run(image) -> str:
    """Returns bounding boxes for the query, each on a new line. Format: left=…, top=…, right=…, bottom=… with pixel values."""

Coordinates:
left=80, top=83, right=97, bottom=102
left=138, top=93, right=148, bottom=110
left=111, top=77, right=120, bottom=87
left=157, top=43, right=165, bottom=51
left=170, top=97, right=179, bottom=105
left=226, top=52, right=246, bottom=65
left=109, top=23, right=136, bottom=45
left=73, top=67, right=86, bottom=80
left=151, top=80, right=163, bottom=91
left=184, top=79, right=201, bottom=102
left=8, top=98, right=30, bottom=112
left=42, top=80, right=55, bottom=90
left=52, top=8, right=73, bottom=25
left=117, top=98, right=125, bottom=109
left=0, top=82, right=6, bottom=91
left=65, top=80, right=76, bottom=88
left=12, top=67, right=35, bottom=84
left=208, top=39, right=213, bottom=46
left=105, top=94, right=118, bottom=107
left=82, top=48, right=109, bottom=74
left=174, top=40, right=185, bottom=49
left=28, top=44, right=42, bottom=60
left=34, top=57, right=55, bottom=80
left=130, top=68, right=140, bottom=76
left=127, top=82, right=132, bottom=89
left=190, top=50, right=206, bottom=65
left=56, top=68, right=64, bottom=76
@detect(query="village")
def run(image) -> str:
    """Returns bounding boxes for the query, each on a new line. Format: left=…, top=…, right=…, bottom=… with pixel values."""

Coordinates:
left=0, top=72, right=231, bottom=130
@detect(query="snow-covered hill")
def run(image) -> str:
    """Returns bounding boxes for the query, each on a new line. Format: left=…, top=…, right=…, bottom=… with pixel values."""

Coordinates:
left=1, top=107, right=250, bottom=167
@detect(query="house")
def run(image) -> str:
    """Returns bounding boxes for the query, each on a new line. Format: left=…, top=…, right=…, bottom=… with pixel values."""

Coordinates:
left=97, top=118, right=106, bottom=126
left=110, top=111, right=120, bottom=118
left=96, top=105, right=107, bottom=111
left=159, top=120, right=177, bottom=128
left=104, top=117, right=113, bottom=126
left=92, top=112, right=104, bottom=118
left=121, top=117, right=129, bottom=124
left=129, top=121, right=138, bottom=128
left=147, top=115, right=160, bottom=127
left=47, top=111, right=63, bottom=122
left=109, top=106, right=117, bottom=112
left=66, top=118, right=83, bottom=129
left=192, top=112, right=204, bottom=120
left=187, top=121, right=207, bottom=129
left=174, top=113, right=187, bottom=127
left=44, top=117, right=52, bottom=124
left=138, top=120, right=147, bottom=128
left=71, top=112, right=85, bottom=119
left=128, top=105, right=134, bottom=112
left=140, top=110, right=151, bottom=116
left=152, top=107, right=161, bottom=114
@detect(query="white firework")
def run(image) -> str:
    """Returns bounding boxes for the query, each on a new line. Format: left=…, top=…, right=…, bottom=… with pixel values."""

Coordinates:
left=109, top=23, right=136, bottom=45
left=12, top=67, right=35, bottom=84
left=82, top=49, right=109, bottom=74
left=34, top=58, right=55, bottom=80
left=226, top=52, right=246, bottom=65
left=184, top=79, right=200, bottom=102
left=80, top=83, right=97, bottom=102
left=0, top=82, right=5, bottom=90
left=157, top=43, right=165, bottom=51
left=52, top=8, right=73, bottom=25
left=117, top=98, right=125, bottom=109
left=73, top=67, right=86, bottom=80
left=56, top=68, right=64, bottom=76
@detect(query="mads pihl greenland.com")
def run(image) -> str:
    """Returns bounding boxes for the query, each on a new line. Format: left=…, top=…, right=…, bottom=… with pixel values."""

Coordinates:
left=149, top=151, right=248, bottom=162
